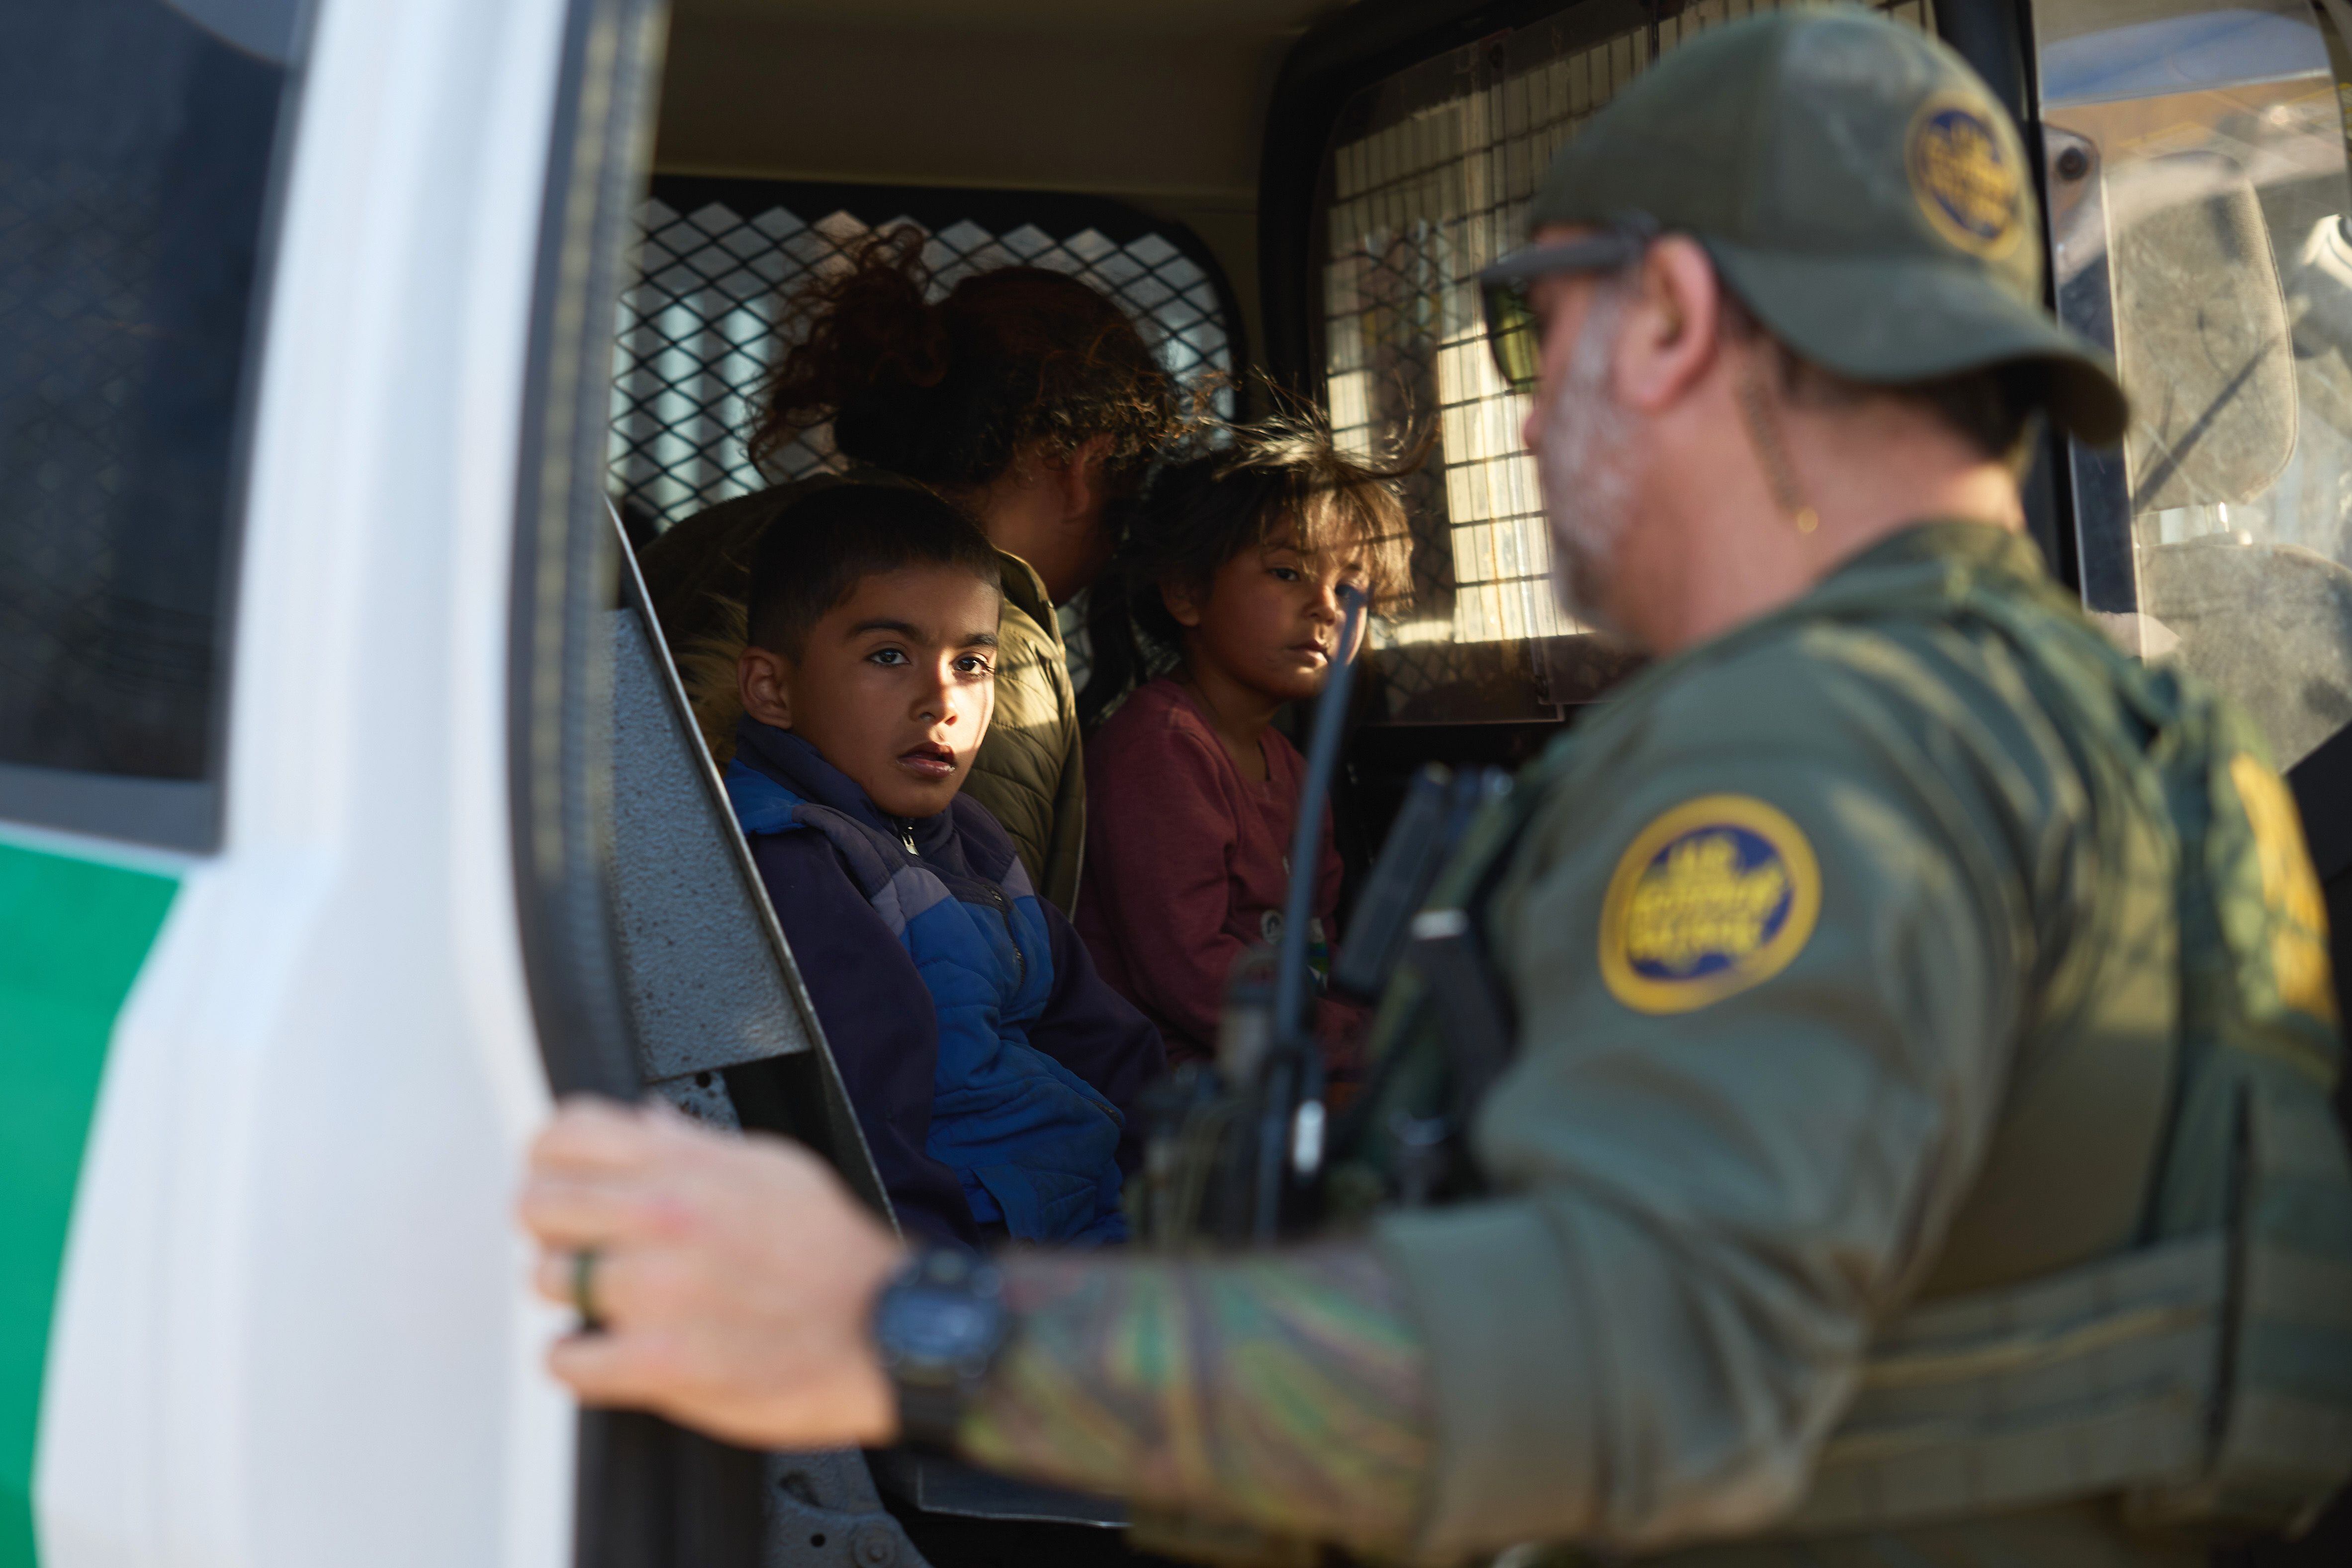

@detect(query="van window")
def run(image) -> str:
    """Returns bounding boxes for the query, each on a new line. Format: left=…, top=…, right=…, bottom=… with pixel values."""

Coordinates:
left=1313, top=0, right=1935, bottom=722
left=2037, top=0, right=2352, bottom=769
left=609, top=178, right=1243, bottom=530
left=0, top=0, right=297, bottom=849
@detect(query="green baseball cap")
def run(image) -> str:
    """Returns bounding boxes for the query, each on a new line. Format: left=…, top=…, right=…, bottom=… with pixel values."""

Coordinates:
left=1492, top=5, right=2127, bottom=445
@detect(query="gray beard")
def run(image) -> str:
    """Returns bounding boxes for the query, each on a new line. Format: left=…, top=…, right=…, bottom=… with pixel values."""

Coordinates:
left=1536, top=285, right=1634, bottom=637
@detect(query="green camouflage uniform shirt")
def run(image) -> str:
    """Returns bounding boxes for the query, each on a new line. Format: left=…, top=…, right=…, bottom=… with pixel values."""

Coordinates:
left=1359, top=520, right=2342, bottom=1563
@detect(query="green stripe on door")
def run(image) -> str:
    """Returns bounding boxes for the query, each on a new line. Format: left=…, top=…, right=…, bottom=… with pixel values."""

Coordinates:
left=0, top=840, right=178, bottom=1568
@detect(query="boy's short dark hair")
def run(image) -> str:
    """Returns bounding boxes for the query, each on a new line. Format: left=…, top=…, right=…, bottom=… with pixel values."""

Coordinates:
left=745, top=481, right=1002, bottom=657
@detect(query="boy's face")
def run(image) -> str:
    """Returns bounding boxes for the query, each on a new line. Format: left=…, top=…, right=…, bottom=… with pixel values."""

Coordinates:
left=738, top=565, right=1002, bottom=820
left=1166, top=533, right=1371, bottom=707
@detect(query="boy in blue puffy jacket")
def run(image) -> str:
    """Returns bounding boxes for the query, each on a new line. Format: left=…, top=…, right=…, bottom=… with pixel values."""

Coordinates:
left=722, top=484, right=1163, bottom=1246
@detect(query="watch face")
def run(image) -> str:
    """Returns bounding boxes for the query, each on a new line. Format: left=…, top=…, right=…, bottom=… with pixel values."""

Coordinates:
left=877, top=1287, right=1003, bottom=1376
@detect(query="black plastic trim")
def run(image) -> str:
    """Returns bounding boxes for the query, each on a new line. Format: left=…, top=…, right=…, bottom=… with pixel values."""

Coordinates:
left=511, top=0, right=657, bottom=1107
left=2290, top=723, right=2352, bottom=888
left=1935, top=0, right=2083, bottom=595
left=2293, top=725, right=2352, bottom=1267
left=509, top=1, right=765, bottom=1567
left=2289, top=721, right=2352, bottom=1060
left=0, top=766, right=216, bottom=854
left=646, top=174, right=1250, bottom=378
left=1934, top=0, right=2030, bottom=119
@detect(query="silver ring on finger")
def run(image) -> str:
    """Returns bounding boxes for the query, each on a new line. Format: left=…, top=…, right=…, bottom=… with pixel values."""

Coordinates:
left=571, top=1247, right=604, bottom=1330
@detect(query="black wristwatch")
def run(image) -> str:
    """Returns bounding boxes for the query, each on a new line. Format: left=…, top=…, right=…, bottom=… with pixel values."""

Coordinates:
left=871, top=1247, right=1013, bottom=1447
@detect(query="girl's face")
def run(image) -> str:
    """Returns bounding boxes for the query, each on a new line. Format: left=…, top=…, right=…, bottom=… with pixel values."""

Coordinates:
left=1167, top=530, right=1371, bottom=707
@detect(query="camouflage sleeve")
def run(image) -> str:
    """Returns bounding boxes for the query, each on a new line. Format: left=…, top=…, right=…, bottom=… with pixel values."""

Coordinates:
left=955, top=1245, right=1435, bottom=1551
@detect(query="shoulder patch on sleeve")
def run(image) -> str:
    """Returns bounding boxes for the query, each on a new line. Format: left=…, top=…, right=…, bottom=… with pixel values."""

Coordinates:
left=1599, top=795, right=1821, bottom=1015
left=2229, top=752, right=2338, bottom=1024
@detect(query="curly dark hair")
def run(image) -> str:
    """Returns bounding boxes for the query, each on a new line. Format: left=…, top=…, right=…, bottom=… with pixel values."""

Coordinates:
left=1079, top=407, right=1421, bottom=727
left=747, top=227, right=1183, bottom=493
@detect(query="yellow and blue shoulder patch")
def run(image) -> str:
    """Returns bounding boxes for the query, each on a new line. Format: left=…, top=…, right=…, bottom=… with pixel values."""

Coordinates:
left=1600, top=795, right=1821, bottom=1015
left=2229, top=752, right=2338, bottom=1025
left=1906, top=93, right=2024, bottom=261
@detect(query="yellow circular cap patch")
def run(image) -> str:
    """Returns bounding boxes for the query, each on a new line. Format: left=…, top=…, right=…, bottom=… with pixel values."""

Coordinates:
left=1600, top=795, right=1821, bottom=1015
left=1906, top=94, right=2024, bottom=260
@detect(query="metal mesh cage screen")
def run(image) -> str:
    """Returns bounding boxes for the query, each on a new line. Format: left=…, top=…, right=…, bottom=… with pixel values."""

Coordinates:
left=0, top=12, right=287, bottom=793
left=610, top=178, right=1241, bottom=532
left=1322, top=0, right=1936, bottom=721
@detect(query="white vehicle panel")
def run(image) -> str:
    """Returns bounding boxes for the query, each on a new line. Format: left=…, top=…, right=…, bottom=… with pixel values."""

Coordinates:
left=35, top=1, right=577, bottom=1565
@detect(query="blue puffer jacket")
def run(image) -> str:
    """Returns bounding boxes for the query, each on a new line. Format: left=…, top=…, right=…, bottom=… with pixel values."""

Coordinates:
left=726, top=734, right=1129, bottom=1245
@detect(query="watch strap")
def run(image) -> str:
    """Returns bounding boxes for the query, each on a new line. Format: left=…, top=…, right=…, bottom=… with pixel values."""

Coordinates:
left=874, top=1248, right=1011, bottom=1450
left=894, top=1376, right=971, bottom=1450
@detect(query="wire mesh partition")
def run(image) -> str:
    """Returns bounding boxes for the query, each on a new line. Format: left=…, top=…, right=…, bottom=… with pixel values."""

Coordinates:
left=610, top=178, right=1241, bottom=533
left=1320, top=0, right=1936, bottom=722
left=0, top=8, right=291, bottom=830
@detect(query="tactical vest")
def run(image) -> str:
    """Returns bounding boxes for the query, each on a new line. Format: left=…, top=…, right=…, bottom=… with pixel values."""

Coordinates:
left=1332, top=558, right=2352, bottom=1545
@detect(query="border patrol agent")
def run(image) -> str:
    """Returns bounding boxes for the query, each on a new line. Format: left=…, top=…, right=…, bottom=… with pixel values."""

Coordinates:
left=518, top=10, right=2352, bottom=1566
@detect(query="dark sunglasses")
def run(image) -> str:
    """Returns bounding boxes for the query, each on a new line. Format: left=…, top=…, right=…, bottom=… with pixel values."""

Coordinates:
left=1476, top=215, right=1659, bottom=394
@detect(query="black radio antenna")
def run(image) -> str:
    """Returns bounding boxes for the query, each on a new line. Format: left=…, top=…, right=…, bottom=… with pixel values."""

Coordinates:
left=1246, top=585, right=1369, bottom=1241
left=1272, top=584, right=1368, bottom=1043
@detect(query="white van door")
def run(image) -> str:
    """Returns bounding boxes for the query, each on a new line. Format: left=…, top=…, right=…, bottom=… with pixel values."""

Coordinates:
left=0, top=1, right=706, bottom=1566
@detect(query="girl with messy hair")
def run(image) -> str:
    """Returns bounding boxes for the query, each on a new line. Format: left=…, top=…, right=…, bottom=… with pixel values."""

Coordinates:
left=1074, top=414, right=1414, bottom=1084
left=638, top=227, right=1183, bottom=914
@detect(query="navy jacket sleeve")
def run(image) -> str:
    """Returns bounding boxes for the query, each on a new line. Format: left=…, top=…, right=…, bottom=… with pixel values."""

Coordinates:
left=746, top=829, right=979, bottom=1247
left=1028, top=901, right=1167, bottom=1173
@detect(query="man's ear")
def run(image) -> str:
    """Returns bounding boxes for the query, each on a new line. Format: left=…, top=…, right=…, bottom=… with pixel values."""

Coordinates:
left=1053, top=434, right=1116, bottom=524
left=1619, top=236, right=1722, bottom=414
left=738, top=643, right=796, bottom=730
left=1159, top=574, right=1204, bottom=630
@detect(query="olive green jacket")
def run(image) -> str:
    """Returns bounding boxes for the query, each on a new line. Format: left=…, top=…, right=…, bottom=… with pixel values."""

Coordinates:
left=634, top=479, right=1087, bottom=913
left=966, top=552, right=1087, bottom=915
left=1363, top=523, right=2345, bottom=1564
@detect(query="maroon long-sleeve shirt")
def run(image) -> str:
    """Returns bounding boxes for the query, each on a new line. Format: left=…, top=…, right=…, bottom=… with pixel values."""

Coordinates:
left=1077, top=678, right=1365, bottom=1076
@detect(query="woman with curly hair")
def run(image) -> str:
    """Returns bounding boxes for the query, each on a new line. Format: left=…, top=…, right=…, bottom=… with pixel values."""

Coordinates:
left=639, top=227, right=1183, bottom=913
